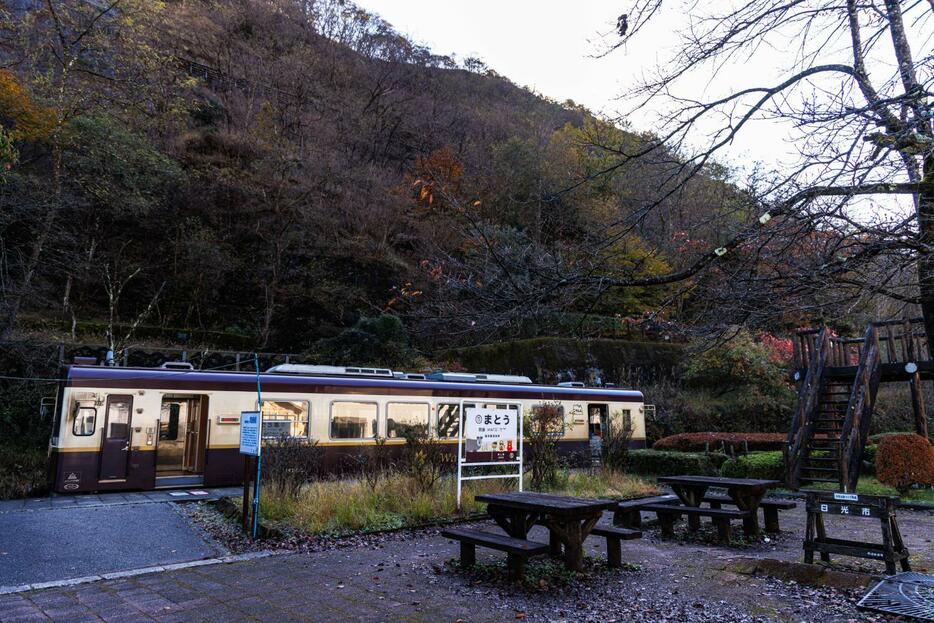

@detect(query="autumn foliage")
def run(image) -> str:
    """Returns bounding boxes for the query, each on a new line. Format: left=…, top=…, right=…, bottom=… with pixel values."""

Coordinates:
left=0, top=70, right=56, bottom=142
left=875, top=434, right=934, bottom=495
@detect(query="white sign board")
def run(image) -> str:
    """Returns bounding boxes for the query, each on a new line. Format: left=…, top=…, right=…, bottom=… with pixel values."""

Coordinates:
left=463, top=407, right=519, bottom=462
left=239, top=410, right=261, bottom=456
left=455, top=401, right=523, bottom=511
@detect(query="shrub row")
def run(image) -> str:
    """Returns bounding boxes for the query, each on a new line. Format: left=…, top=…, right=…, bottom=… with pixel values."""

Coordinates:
left=652, top=432, right=787, bottom=453
left=719, top=451, right=784, bottom=480
left=626, top=449, right=720, bottom=477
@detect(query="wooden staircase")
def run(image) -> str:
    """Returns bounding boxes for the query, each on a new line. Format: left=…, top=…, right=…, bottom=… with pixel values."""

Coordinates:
left=786, top=319, right=928, bottom=491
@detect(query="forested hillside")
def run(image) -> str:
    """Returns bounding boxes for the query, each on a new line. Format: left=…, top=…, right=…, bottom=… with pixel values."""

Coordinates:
left=0, top=0, right=749, bottom=357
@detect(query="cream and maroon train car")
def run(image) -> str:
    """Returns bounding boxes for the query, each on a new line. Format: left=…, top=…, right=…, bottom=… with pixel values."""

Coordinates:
left=48, top=363, right=646, bottom=493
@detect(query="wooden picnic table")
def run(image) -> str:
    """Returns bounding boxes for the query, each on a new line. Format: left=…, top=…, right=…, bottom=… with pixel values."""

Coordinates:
left=656, top=475, right=780, bottom=536
left=475, top=491, right=616, bottom=571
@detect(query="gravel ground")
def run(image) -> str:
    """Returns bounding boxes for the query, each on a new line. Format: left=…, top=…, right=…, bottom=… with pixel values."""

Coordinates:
left=174, top=499, right=934, bottom=621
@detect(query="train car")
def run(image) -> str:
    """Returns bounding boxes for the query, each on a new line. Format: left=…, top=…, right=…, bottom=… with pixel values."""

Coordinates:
left=46, top=363, right=646, bottom=493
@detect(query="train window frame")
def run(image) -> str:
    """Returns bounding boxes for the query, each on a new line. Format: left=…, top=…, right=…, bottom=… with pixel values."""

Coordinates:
left=260, top=399, right=311, bottom=440
left=385, top=401, right=431, bottom=439
left=72, top=405, right=97, bottom=436
left=328, top=400, right=379, bottom=440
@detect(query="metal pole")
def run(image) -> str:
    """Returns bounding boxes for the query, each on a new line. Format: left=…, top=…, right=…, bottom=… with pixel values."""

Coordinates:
left=456, top=399, right=464, bottom=512
left=518, top=403, right=523, bottom=492
left=252, top=354, right=262, bottom=539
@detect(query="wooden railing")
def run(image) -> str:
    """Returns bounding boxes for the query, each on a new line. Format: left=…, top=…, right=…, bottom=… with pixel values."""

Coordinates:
left=793, top=318, right=929, bottom=369
left=785, top=327, right=830, bottom=489
left=839, top=324, right=882, bottom=492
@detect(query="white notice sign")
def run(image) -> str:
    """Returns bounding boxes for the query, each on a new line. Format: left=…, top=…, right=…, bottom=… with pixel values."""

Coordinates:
left=239, top=410, right=261, bottom=456
left=463, top=407, right=518, bottom=463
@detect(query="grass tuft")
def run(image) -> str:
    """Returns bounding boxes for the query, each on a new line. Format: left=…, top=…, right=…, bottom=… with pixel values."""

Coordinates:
left=257, top=469, right=658, bottom=536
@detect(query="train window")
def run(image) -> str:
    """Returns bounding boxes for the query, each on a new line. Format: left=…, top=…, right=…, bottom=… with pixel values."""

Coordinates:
left=436, top=403, right=460, bottom=438
left=531, top=403, right=565, bottom=436
left=330, top=401, right=377, bottom=439
left=72, top=406, right=97, bottom=436
left=261, top=400, right=310, bottom=439
left=160, top=403, right=181, bottom=441
left=106, top=398, right=131, bottom=439
left=386, top=402, right=430, bottom=438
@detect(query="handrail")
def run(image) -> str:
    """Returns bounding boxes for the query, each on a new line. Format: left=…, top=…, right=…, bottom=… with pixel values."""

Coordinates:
left=785, top=327, right=830, bottom=489
left=839, top=324, right=881, bottom=492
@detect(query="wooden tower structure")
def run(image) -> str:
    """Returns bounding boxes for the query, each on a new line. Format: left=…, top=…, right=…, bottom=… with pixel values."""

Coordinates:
left=785, top=318, right=931, bottom=491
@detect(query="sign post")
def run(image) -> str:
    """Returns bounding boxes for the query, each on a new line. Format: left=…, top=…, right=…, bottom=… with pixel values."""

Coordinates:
left=239, top=409, right=261, bottom=536
left=456, top=401, right=523, bottom=511
left=238, top=354, right=264, bottom=538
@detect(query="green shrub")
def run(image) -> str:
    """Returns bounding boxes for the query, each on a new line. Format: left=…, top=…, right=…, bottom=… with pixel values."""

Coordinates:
left=706, top=452, right=730, bottom=470
left=719, top=451, right=784, bottom=480
left=861, top=444, right=877, bottom=475
left=626, top=449, right=717, bottom=476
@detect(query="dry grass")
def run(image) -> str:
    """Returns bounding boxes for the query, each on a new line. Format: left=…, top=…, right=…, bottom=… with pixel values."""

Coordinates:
left=258, top=469, right=658, bottom=536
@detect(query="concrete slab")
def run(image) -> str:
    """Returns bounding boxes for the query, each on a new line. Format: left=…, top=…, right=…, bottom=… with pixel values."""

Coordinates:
left=0, top=504, right=225, bottom=587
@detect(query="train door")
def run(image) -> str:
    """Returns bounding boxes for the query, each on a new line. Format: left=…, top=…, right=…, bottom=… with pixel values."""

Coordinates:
left=99, top=395, right=133, bottom=481
left=588, top=404, right=607, bottom=438
left=157, top=396, right=207, bottom=476
left=588, top=403, right=608, bottom=464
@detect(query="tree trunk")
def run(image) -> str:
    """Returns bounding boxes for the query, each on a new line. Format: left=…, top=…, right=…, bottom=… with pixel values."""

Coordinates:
left=919, top=155, right=934, bottom=359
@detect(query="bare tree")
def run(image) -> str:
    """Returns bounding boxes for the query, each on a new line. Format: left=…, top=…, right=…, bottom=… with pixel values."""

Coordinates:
left=586, top=0, right=933, bottom=340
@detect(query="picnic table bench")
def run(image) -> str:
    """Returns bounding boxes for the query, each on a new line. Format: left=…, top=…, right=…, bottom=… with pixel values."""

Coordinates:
left=640, top=502, right=751, bottom=542
left=475, top=492, right=618, bottom=571
left=440, top=527, right=549, bottom=580
left=703, top=494, right=796, bottom=532
left=657, top=475, right=781, bottom=539
left=613, top=493, right=795, bottom=534
left=589, top=525, right=642, bottom=568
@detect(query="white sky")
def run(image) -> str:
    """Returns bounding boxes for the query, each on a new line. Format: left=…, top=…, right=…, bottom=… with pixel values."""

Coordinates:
left=353, top=0, right=797, bottom=173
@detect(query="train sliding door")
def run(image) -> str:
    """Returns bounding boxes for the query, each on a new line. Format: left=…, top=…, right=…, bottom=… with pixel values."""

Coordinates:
left=157, top=396, right=207, bottom=478
left=98, top=395, right=133, bottom=481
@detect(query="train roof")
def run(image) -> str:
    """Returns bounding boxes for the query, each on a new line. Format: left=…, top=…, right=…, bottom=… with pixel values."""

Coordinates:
left=64, top=365, right=644, bottom=402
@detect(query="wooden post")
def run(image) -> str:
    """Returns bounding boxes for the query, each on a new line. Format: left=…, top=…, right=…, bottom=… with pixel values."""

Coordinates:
left=904, top=319, right=928, bottom=439
left=242, top=455, right=253, bottom=534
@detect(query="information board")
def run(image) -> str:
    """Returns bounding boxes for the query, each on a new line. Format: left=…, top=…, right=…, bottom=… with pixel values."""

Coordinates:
left=239, top=410, right=261, bottom=456
left=463, top=406, right=519, bottom=463
left=455, top=401, right=523, bottom=510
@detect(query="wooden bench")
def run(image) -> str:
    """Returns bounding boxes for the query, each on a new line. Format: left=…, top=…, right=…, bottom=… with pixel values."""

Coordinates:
left=640, top=503, right=751, bottom=543
left=703, top=495, right=797, bottom=533
left=440, top=528, right=549, bottom=580
left=590, top=525, right=641, bottom=568
left=613, top=495, right=679, bottom=528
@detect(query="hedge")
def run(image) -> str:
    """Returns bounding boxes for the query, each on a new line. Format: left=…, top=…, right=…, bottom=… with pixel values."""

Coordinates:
left=719, top=451, right=785, bottom=480
left=653, top=432, right=787, bottom=453
left=626, top=449, right=718, bottom=476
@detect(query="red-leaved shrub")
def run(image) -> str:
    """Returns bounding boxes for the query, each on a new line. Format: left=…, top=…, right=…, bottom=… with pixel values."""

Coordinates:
left=653, top=432, right=786, bottom=453
left=875, top=434, right=934, bottom=495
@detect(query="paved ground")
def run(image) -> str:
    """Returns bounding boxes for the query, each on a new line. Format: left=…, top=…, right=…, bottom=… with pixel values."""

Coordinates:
left=0, top=490, right=238, bottom=589
left=2, top=502, right=931, bottom=622
left=0, top=488, right=240, bottom=514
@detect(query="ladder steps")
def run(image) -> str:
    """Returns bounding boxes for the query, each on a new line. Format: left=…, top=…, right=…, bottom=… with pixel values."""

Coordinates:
left=800, top=477, right=839, bottom=483
left=802, top=467, right=839, bottom=473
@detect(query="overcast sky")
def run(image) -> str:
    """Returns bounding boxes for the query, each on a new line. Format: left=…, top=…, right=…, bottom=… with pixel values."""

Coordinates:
left=353, top=0, right=795, bottom=173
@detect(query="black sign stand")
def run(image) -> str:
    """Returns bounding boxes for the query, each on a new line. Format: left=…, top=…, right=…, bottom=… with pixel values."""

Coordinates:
left=804, top=491, right=911, bottom=575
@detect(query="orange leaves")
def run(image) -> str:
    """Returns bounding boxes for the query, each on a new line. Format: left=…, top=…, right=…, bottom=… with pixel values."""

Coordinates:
left=875, top=434, right=934, bottom=495
left=0, top=70, right=57, bottom=142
